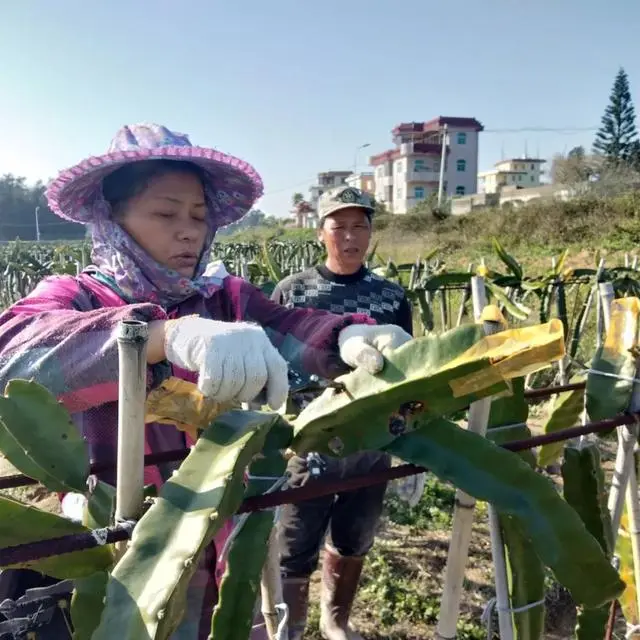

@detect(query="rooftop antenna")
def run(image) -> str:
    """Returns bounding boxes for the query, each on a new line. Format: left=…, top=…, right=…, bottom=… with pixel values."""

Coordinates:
left=524, top=139, right=528, bottom=158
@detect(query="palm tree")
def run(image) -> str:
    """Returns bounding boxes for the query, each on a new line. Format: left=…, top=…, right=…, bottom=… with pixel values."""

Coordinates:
left=291, top=192, right=314, bottom=228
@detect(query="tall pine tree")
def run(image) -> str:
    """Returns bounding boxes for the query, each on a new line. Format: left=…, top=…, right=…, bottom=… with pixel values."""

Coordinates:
left=593, top=67, right=640, bottom=165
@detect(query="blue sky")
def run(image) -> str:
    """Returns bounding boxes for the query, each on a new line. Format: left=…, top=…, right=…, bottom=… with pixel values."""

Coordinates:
left=1, top=0, right=639, bottom=218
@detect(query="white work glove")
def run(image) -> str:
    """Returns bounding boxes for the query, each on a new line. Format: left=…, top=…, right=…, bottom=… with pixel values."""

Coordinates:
left=338, top=324, right=412, bottom=374
left=164, top=317, right=289, bottom=410
left=61, top=492, right=87, bottom=523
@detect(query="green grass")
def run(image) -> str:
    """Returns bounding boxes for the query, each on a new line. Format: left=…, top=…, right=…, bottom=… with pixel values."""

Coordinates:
left=221, top=193, right=640, bottom=273
left=384, top=475, right=456, bottom=532
left=373, top=191, right=640, bottom=270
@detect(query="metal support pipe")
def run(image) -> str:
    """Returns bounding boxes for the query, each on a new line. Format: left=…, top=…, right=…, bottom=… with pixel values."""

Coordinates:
left=115, top=320, right=149, bottom=538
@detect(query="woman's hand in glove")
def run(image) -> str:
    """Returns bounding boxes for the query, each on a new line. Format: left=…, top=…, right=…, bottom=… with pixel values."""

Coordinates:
left=161, top=316, right=289, bottom=410
left=338, top=324, right=412, bottom=374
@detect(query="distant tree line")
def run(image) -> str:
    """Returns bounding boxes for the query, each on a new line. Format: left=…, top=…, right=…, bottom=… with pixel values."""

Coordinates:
left=0, top=174, right=283, bottom=242
left=215, top=209, right=281, bottom=236
left=0, top=174, right=86, bottom=242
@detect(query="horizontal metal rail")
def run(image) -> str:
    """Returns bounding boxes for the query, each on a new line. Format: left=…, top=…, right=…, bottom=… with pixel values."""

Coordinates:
left=0, top=410, right=631, bottom=567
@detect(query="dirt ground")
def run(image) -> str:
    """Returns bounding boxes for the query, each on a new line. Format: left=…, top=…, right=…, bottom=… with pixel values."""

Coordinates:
left=301, top=510, right=580, bottom=640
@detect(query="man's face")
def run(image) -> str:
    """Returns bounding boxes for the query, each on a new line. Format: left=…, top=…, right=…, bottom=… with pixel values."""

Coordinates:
left=318, top=207, right=372, bottom=271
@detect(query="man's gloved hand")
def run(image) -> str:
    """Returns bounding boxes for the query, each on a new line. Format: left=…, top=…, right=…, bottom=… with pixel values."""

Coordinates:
left=164, top=317, right=289, bottom=410
left=338, top=324, right=412, bottom=374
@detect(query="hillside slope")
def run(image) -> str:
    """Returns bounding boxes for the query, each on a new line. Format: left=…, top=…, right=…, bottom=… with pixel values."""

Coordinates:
left=220, top=193, right=640, bottom=272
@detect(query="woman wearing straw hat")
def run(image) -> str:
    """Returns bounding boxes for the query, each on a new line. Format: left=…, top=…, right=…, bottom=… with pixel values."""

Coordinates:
left=0, top=123, right=411, bottom=638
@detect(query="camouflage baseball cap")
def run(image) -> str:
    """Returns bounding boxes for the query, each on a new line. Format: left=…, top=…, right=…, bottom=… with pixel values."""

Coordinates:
left=317, top=186, right=375, bottom=220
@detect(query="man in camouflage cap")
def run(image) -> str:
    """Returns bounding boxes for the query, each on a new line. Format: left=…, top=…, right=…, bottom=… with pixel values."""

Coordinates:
left=272, top=186, right=413, bottom=639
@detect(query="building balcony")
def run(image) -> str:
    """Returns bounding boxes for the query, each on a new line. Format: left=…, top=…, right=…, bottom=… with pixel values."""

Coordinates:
left=413, top=142, right=444, bottom=154
left=398, top=142, right=445, bottom=157
left=403, top=171, right=441, bottom=183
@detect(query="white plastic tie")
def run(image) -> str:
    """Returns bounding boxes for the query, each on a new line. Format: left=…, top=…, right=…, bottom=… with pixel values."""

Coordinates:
left=587, top=369, right=640, bottom=385
left=481, top=596, right=545, bottom=640
left=274, top=602, right=289, bottom=640
left=627, top=623, right=640, bottom=638
left=91, top=527, right=109, bottom=546
left=251, top=603, right=289, bottom=638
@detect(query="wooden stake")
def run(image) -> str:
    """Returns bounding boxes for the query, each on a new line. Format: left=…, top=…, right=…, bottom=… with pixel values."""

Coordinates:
left=436, top=277, right=514, bottom=640
left=260, top=527, right=286, bottom=640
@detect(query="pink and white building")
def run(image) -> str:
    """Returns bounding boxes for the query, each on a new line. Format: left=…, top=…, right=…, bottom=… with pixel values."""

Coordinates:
left=369, top=117, right=484, bottom=214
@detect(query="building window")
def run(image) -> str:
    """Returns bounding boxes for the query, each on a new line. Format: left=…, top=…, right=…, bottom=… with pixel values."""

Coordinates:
left=517, top=174, right=523, bottom=182
left=414, top=186, right=425, bottom=199
left=414, top=159, right=427, bottom=172
left=396, top=187, right=403, bottom=199
left=530, top=163, right=535, bottom=170
left=396, top=161, right=404, bottom=173
left=531, top=176, right=535, bottom=182
left=456, top=159, right=466, bottom=172
left=455, top=185, right=465, bottom=196
left=457, top=132, right=467, bottom=145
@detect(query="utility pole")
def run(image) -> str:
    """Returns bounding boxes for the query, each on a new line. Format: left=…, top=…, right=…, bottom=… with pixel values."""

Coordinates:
left=353, top=143, right=371, bottom=176
left=35, top=206, right=41, bottom=242
left=437, top=124, right=448, bottom=206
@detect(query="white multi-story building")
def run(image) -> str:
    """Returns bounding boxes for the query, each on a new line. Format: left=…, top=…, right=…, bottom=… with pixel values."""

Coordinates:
left=478, top=158, right=546, bottom=194
left=345, top=172, right=375, bottom=194
left=309, top=170, right=352, bottom=211
left=369, top=117, right=484, bottom=214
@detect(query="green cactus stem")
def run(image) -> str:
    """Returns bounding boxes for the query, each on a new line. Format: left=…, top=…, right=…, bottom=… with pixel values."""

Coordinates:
left=70, top=480, right=116, bottom=639
left=562, top=444, right=614, bottom=640
left=586, top=298, right=639, bottom=422
left=93, top=410, right=286, bottom=640
left=209, top=454, right=286, bottom=640
left=0, top=494, right=113, bottom=578
left=537, top=379, right=586, bottom=468
left=292, top=321, right=562, bottom=457
left=0, top=379, right=90, bottom=492
left=384, top=415, right=624, bottom=609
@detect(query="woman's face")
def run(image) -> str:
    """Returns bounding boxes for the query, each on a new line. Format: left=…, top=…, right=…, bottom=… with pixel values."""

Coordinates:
left=118, top=171, right=209, bottom=277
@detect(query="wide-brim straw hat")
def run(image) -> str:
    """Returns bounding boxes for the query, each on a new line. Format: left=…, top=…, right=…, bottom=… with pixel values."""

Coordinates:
left=46, top=122, right=263, bottom=226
